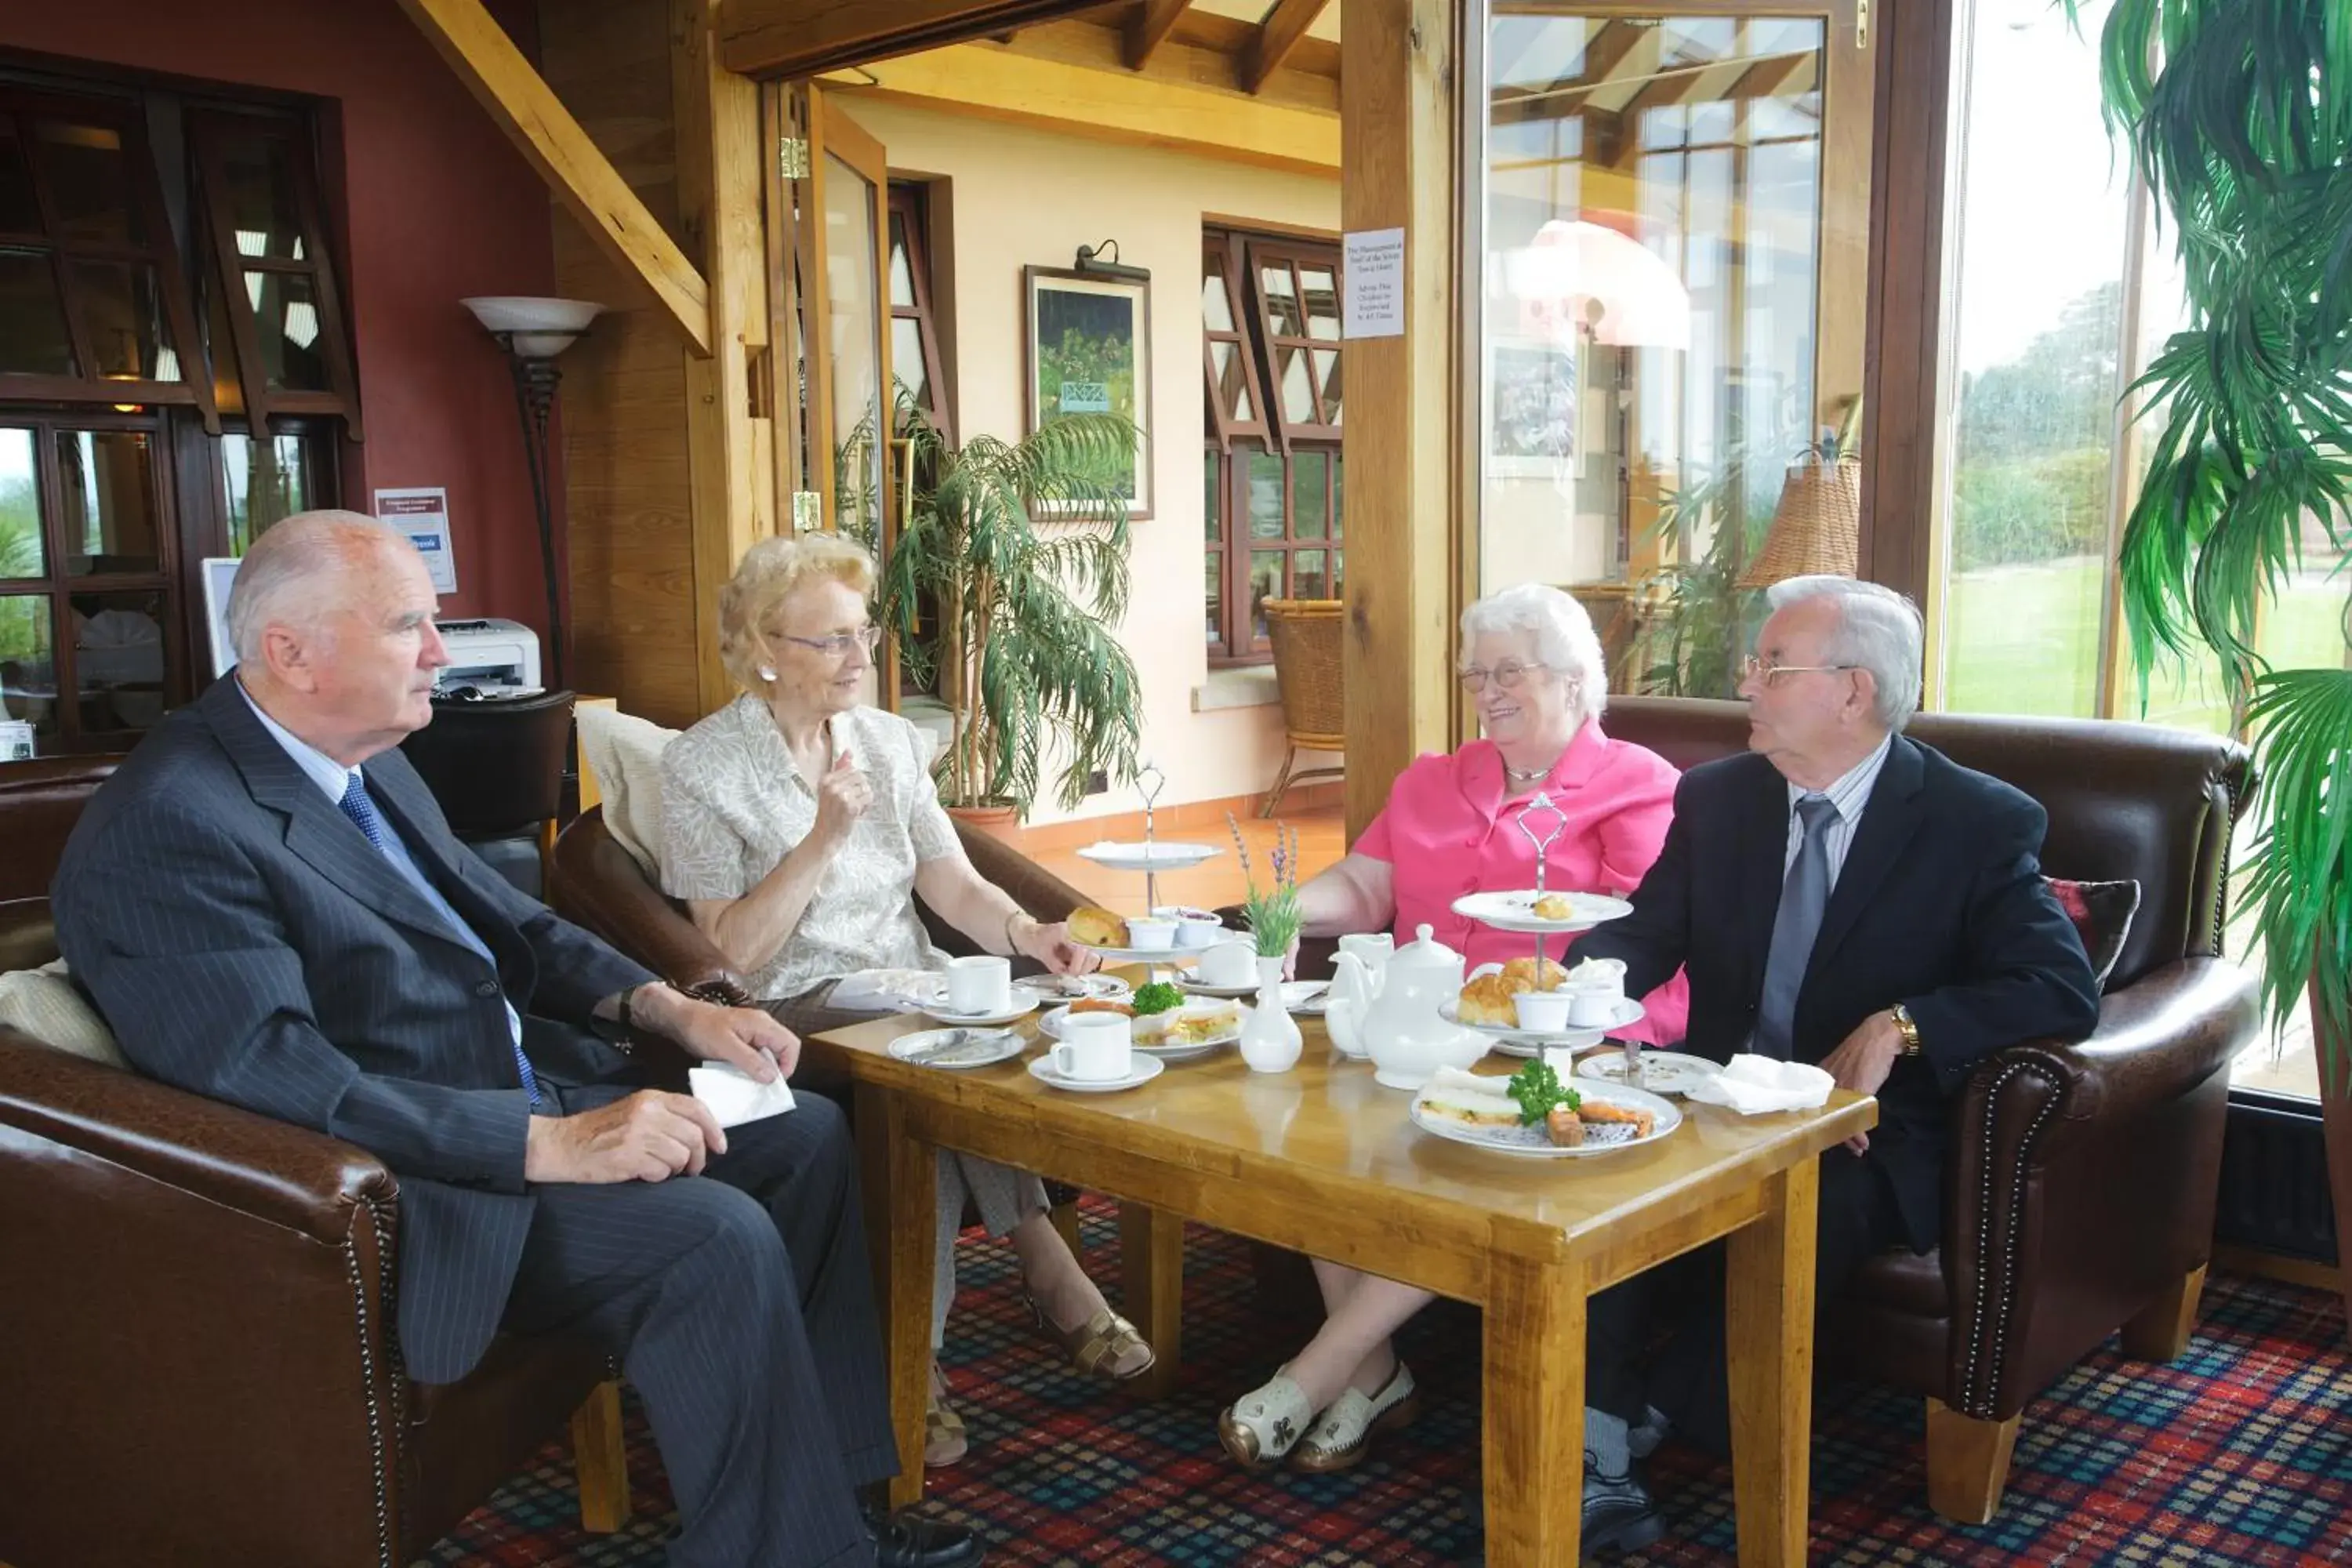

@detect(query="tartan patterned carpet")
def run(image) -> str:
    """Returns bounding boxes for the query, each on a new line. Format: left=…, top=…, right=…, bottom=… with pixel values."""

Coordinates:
left=417, top=1200, right=2351, bottom=1567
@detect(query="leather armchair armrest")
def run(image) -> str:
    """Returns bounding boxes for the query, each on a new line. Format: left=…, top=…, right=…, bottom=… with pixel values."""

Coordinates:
left=549, top=811, right=750, bottom=1005
left=1940, top=957, right=2256, bottom=1417
left=0, top=1032, right=396, bottom=1242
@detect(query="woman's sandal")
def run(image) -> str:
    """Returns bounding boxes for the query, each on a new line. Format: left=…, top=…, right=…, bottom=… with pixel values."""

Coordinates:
left=1217, top=1372, right=1315, bottom=1472
left=1024, top=1290, right=1156, bottom=1382
left=924, top=1377, right=968, bottom=1468
left=1288, top=1361, right=1420, bottom=1473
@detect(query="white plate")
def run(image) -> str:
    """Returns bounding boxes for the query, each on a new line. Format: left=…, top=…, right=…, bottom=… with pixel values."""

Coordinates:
left=1027, top=1053, right=1167, bottom=1094
left=1073, top=941, right=1203, bottom=966
left=1450, top=889, right=1635, bottom=935
left=1179, top=977, right=1329, bottom=1008
left=887, top=1028, right=1029, bottom=1070
left=1075, top=840, right=1221, bottom=871
left=1408, top=1079, right=1681, bottom=1158
left=1040, top=1004, right=1243, bottom=1056
left=1049, top=973, right=1133, bottom=1002
left=1575, top=1048, right=1723, bottom=1098
left=1439, top=995, right=1645, bottom=1043
left=922, top=982, right=1049, bottom=1027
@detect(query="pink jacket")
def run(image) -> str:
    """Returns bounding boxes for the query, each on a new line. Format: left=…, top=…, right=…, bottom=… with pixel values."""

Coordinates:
left=1354, top=720, right=1690, bottom=1046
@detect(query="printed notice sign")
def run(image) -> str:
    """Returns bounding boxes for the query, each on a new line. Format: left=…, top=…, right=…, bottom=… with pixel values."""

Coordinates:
left=1342, top=227, right=1406, bottom=339
left=375, top=487, right=458, bottom=595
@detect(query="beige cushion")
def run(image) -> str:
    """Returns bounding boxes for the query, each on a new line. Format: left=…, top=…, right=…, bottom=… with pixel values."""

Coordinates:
left=576, top=706, right=680, bottom=880
left=0, top=960, right=128, bottom=1069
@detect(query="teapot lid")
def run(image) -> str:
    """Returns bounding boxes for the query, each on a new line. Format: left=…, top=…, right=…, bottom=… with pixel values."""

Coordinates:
left=1391, top=922, right=1461, bottom=971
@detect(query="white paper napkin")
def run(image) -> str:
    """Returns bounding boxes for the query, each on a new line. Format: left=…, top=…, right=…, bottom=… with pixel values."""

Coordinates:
left=688, top=1063, right=797, bottom=1128
left=1683, top=1054, right=1834, bottom=1114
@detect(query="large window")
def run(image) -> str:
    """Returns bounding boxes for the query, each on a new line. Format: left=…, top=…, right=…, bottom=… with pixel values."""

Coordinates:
left=1201, top=227, right=1345, bottom=664
left=0, top=67, right=351, bottom=750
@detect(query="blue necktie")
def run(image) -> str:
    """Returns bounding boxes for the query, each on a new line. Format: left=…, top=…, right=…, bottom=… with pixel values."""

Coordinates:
left=338, top=773, right=541, bottom=1105
left=1754, top=794, right=1839, bottom=1062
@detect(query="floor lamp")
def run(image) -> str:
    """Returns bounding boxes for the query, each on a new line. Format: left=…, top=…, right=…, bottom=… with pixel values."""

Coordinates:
left=461, top=296, right=603, bottom=691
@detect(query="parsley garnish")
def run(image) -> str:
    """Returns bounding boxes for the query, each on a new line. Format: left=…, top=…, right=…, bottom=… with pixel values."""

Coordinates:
left=1505, top=1060, right=1582, bottom=1127
left=1131, top=981, right=1184, bottom=1016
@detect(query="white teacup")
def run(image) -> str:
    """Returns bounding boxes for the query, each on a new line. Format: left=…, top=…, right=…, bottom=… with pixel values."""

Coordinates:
left=1051, top=1012, right=1134, bottom=1081
left=1125, top=915, right=1179, bottom=952
left=1566, top=978, right=1623, bottom=1028
left=1195, top=938, right=1258, bottom=988
left=1513, top=989, right=1575, bottom=1034
left=945, top=953, right=1014, bottom=1014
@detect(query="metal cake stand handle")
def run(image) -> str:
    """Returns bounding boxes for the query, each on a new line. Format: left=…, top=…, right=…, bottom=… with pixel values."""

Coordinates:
left=1514, top=792, right=1569, bottom=975
left=1134, top=762, right=1170, bottom=981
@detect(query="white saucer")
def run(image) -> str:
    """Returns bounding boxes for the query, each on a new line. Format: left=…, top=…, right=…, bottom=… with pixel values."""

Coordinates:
left=1026, top=1053, right=1167, bottom=1094
left=1574, top=1047, right=1722, bottom=1098
left=1051, top=974, right=1134, bottom=1002
left=924, top=982, right=1048, bottom=1027
left=887, top=1028, right=1029, bottom=1070
left=1073, top=941, right=1203, bottom=966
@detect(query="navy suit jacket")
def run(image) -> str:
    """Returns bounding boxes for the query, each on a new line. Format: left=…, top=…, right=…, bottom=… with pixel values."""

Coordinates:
left=1570, top=735, right=2101, bottom=1251
left=53, top=676, right=654, bottom=1382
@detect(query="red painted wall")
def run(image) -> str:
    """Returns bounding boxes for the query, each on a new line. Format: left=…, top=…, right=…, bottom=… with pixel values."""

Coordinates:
left=7, top=0, right=565, bottom=640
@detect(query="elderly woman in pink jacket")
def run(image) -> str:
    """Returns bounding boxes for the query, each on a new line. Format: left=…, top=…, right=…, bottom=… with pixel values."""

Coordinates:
left=1219, top=582, right=1689, bottom=1475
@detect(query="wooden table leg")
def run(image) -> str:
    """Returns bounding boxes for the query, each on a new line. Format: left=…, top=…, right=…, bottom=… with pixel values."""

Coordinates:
left=858, top=1083, right=936, bottom=1510
left=1483, top=1251, right=1586, bottom=1566
left=1118, top=1202, right=1185, bottom=1399
left=1724, top=1157, right=1820, bottom=1568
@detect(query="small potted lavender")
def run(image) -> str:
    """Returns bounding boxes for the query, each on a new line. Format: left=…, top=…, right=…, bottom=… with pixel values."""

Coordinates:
left=1228, top=815, right=1305, bottom=1072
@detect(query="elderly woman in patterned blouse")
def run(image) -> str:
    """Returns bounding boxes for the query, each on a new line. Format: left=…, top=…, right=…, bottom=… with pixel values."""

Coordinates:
left=660, top=532, right=1153, bottom=1469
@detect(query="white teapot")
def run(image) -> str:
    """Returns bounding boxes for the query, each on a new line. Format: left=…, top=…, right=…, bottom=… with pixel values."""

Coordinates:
left=1325, top=924, right=1484, bottom=1090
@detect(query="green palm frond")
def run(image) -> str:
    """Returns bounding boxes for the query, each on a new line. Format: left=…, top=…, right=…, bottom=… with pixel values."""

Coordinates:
left=2075, top=0, right=2352, bottom=1076
left=880, top=399, right=1142, bottom=817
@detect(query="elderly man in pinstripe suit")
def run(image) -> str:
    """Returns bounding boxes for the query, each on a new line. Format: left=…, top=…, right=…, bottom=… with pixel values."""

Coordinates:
left=53, top=512, right=981, bottom=1568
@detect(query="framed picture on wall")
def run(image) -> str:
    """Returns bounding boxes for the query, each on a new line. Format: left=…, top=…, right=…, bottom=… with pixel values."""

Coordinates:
left=1486, top=334, right=1581, bottom=481
left=1024, top=266, right=1153, bottom=518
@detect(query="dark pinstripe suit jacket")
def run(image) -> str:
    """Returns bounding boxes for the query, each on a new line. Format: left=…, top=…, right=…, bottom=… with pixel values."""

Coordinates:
left=53, top=676, right=654, bottom=1383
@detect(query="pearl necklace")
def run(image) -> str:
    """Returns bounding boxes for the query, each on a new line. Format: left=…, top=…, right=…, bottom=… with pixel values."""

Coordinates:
left=1503, top=756, right=1561, bottom=785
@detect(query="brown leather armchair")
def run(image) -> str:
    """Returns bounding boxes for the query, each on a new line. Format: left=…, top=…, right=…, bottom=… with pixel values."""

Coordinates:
left=1284, top=699, right=2259, bottom=1523
left=0, top=757, right=626, bottom=1568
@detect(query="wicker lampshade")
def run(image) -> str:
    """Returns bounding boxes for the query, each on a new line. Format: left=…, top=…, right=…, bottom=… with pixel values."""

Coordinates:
left=1737, top=449, right=1862, bottom=590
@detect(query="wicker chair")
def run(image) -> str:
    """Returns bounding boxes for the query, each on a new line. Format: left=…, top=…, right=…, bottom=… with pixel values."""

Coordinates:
left=1260, top=598, right=1345, bottom=817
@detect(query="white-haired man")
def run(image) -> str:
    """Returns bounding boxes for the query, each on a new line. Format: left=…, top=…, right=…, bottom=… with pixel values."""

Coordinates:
left=53, top=511, right=980, bottom=1568
left=1566, top=575, right=2101, bottom=1553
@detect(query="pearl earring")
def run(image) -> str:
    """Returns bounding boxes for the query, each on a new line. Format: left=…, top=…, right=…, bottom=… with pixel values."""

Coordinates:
left=757, top=665, right=778, bottom=682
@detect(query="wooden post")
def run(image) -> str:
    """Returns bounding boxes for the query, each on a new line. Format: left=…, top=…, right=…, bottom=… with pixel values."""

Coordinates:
left=674, top=0, right=778, bottom=712
left=1339, top=0, right=1462, bottom=841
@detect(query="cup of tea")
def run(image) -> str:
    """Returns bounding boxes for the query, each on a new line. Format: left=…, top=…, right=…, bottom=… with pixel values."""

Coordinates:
left=945, top=953, right=1013, bottom=1015
left=1051, top=1011, right=1134, bottom=1082
left=1195, top=938, right=1258, bottom=988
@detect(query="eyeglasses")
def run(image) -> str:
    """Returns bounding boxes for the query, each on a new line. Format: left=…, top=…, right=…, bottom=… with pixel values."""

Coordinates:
left=779, top=625, right=882, bottom=659
left=1742, top=654, right=1858, bottom=685
left=1457, top=659, right=1548, bottom=693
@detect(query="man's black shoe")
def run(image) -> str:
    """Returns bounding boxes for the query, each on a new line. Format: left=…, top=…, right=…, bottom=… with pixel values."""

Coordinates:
left=862, top=1502, right=984, bottom=1568
left=1581, top=1453, right=1664, bottom=1561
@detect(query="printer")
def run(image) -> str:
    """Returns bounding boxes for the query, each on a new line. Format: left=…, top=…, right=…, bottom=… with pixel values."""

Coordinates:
left=434, top=618, right=543, bottom=692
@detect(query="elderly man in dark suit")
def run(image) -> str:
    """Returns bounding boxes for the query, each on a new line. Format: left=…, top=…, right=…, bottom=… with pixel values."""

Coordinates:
left=1565, top=575, right=2101, bottom=1555
left=53, top=512, right=978, bottom=1568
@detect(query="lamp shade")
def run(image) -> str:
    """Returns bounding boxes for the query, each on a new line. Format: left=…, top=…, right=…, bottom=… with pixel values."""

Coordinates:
left=1737, top=450, right=1862, bottom=590
left=1504, top=220, right=1692, bottom=350
left=462, top=296, right=603, bottom=358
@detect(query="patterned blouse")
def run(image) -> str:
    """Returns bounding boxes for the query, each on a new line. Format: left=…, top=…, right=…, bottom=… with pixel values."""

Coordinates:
left=660, top=695, right=959, bottom=1001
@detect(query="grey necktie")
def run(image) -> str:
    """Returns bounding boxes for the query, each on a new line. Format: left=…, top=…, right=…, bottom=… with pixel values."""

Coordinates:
left=1754, top=794, right=1839, bottom=1061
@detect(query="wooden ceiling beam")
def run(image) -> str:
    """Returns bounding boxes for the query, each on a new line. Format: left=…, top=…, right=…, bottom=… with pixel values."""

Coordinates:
left=1578, top=17, right=1649, bottom=86
left=1124, top=0, right=1192, bottom=70
left=721, top=0, right=1105, bottom=78
left=395, top=0, right=711, bottom=356
left=1241, top=0, right=1332, bottom=94
left=1488, top=49, right=1816, bottom=126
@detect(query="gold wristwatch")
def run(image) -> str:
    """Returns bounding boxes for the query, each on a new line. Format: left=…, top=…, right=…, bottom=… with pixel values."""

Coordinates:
left=1889, top=1003, right=1922, bottom=1056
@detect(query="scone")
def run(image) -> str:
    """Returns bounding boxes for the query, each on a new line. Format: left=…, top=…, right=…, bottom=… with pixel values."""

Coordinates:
left=1531, top=891, right=1575, bottom=920
left=1456, top=972, right=1522, bottom=1026
left=1068, top=906, right=1130, bottom=948
left=1500, top=955, right=1570, bottom=993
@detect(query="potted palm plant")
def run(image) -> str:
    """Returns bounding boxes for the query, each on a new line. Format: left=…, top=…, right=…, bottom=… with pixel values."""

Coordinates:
left=2083, top=0, right=2352, bottom=1326
left=875, top=399, right=1143, bottom=824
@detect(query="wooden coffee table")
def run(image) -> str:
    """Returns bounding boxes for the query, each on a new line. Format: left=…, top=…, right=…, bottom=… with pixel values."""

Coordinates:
left=808, top=1014, right=1875, bottom=1566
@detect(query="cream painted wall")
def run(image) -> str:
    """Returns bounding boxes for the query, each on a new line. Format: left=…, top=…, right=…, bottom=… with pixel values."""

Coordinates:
left=843, top=97, right=1342, bottom=826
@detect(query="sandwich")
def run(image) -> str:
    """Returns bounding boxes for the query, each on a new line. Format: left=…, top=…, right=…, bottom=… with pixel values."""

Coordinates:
left=1163, top=1001, right=1240, bottom=1045
left=1420, top=1066, right=1524, bottom=1127
left=1068, top=906, right=1130, bottom=948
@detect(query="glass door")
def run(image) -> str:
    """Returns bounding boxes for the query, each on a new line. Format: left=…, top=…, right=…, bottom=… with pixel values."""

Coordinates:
left=1475, top=3, right=1872, bottom=702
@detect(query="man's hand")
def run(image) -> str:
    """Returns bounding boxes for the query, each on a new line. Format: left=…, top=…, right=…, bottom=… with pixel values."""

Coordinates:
left=1817, top=1010, right=1907, bottom=1154
left=808, top=750, right=873, bottom=855
left=1013, top=916, right=1099, bottom=977
left=526, top=1091, right=728, bottom=1183
left=632, top=982, right=800, bottom=1081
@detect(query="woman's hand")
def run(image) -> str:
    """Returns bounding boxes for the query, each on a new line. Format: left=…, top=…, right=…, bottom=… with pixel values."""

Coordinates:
left=1014, top=916, right=1099, bottom=976
left=808, top=750, right=873, bottom=854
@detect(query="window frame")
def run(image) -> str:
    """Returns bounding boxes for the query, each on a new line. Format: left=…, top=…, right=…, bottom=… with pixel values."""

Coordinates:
left=1241, top=235, right=1344, bottom=447
left=886, top=180, right=949, bottom=441
left=1202, top=230, right=1272, bottom=452
left=0, top=85, right=220, bottom=430
left=1210, top=437, right=1345, bottom=667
